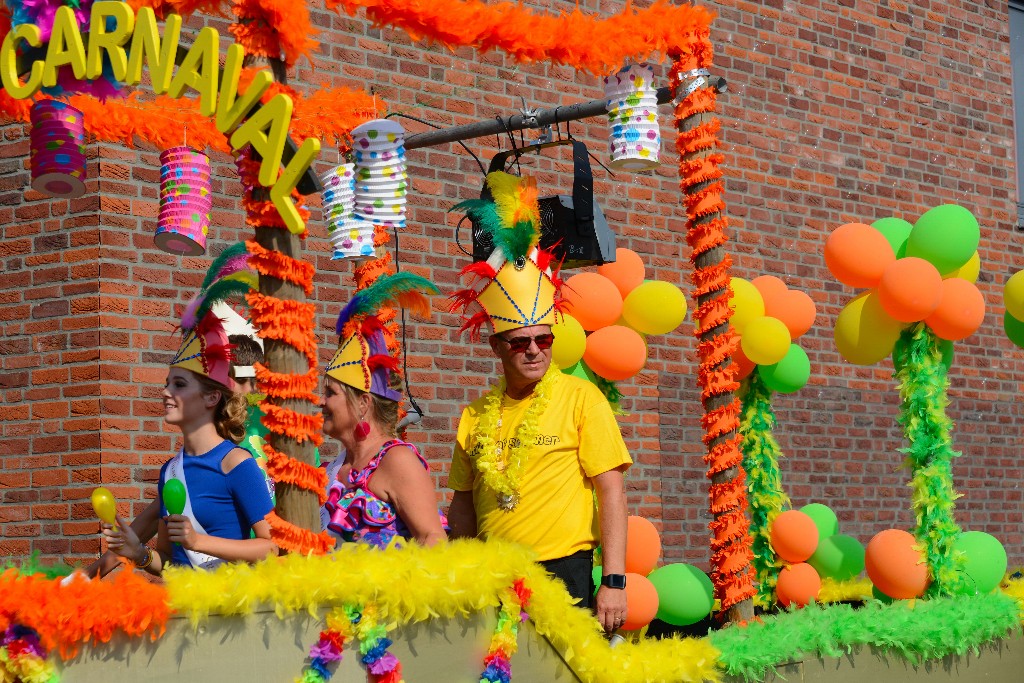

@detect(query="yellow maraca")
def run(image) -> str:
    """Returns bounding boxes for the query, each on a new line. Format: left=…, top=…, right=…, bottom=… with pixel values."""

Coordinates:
left=91, top=487, right=117, bottom=530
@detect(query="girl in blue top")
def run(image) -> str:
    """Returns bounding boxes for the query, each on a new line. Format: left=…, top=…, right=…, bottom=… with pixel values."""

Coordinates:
left=102, top=308, right=276, bottom=573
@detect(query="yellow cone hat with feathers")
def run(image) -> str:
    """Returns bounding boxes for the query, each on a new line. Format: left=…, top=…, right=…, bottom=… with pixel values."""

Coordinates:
left=449, top=172, right=565, bottom=338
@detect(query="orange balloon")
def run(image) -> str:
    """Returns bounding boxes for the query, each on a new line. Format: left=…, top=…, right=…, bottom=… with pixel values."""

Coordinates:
left=924, top=277, right=986, bottom=341
left=776, top=562, right=822, bottom=607
left=732, top=344, right=755, bottom=380
left=625, top=516, right=662, bottom=576
left=562, top=273, right=624, bottom=331
left=583, top=325, right=647, bottom=381
left=765, top=289, right=817, bottom=339
left=877, top=257, right=943, bottom=323
left=751, top=275, right=788, bottom=310
left=824, top=222, right=896, bottom=288
left=865, top=529, right=929, bottom=599
left=597, top=248, right=646, bottom=299
left=621, top=573, right=659, bottom=631
left=771, top=510, right=820, bottom=563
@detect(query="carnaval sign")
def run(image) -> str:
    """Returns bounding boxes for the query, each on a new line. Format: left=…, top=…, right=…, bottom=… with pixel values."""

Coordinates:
left=0, top=1, right=319, bottom=234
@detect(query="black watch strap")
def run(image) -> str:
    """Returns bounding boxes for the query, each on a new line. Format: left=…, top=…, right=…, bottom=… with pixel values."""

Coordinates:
left=600, top=573, right=627, bottom=590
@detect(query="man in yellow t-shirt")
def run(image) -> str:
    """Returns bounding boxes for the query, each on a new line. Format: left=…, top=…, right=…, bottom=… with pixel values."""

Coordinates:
left=448, top=170, right=632, bottom=633
left=448, top=324, right=633, bottom=633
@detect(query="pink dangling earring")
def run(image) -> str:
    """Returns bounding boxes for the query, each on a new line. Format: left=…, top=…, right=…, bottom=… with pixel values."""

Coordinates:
left=354, top=419, right=371, bottom=440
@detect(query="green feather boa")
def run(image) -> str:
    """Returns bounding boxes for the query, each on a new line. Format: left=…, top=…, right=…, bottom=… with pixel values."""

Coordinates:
left=892, top=324, right=967, bottom=597
left=739, top=371, right=790, bottom=606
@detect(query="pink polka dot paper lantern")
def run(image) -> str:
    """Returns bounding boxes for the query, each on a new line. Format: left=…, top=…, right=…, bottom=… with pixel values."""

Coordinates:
left=154, top=146, right=212, bottom=256
left=29, top=100, right=87, bottom=199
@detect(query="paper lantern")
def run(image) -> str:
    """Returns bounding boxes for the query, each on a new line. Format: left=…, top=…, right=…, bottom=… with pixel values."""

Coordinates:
left=352, top=119, right=408, bottom=229
left=29, top=100, right=87, bottom=198
left=320, top=162, right=377, bottom=261
left=155, top=147, right=212, bottom=256
left=604, top=63, right=659, bottom=171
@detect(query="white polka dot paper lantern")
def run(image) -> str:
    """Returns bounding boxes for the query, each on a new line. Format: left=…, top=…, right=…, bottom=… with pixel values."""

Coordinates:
left=603, top=63, right=660, bottom=172
left=351, top=119, right=407, bottom=230
left=320, top=162, right=377, bottom=261
left=29, top=100, right=87, bottom=198
left=154, top=146, right=212, bottom=256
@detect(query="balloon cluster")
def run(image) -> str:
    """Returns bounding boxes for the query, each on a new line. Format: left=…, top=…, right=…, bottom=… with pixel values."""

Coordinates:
left=1002, top=270, right=1024, bottom=349
left=826, top=205, right=984, bottom=365
left=594, top=516, right=715, bottom=630
left=769, top=504, right=867, bottom=607
left=729, top=276, right=816, bottom=392
left=865, top=528, right=1006, bottom=601
left=554, top=248, right=687, bottom=382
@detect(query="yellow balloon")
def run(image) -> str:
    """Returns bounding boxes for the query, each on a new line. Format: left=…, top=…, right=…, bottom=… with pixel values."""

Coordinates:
left=1004, top=270, right=1024, bottom=321
left=551, top=314, right=587, bottom=369
left=740, top=316, right=791, bottom=365
left=834, top=291, right=903, bottom=365
left=945, top=251, right=980, bottom=283
left=622, top=281, right=688, bottom=335
left=730, top=278, right=765, bottom=333
left=91, top=487, right=117, bottom=528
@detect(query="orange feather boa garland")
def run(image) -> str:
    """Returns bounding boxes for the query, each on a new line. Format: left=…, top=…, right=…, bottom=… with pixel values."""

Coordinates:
left=236, top=155, right=334, bottom=557
left=326, top=0, right=716, bottom=75
left=670, top=38, right=757, bottom=617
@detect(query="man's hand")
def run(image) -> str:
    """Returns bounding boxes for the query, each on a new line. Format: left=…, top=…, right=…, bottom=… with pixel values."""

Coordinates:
left=595, top=584, right=628, bottom=633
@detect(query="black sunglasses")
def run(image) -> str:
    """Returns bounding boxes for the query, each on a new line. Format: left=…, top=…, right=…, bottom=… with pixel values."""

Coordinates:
left=498, top=333, right=555, bottom=353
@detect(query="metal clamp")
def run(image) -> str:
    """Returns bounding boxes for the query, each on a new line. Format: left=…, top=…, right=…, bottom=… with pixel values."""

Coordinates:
left=681, top=68, right=711, bottom=98
left=519, top=96, right=541, bottom=128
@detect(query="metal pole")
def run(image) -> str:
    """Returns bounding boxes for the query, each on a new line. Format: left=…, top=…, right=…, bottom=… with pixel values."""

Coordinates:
left=404, top=87, right=671, bottom=151
left=404, top=77, right=725, bottom=150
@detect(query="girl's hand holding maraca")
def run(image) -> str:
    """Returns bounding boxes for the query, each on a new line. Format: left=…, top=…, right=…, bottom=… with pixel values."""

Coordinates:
left=101, top=515, right=150, bottom=566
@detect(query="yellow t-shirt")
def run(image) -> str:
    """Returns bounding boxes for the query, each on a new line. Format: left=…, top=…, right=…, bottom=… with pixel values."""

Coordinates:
left=449, top=372, right=632, bottom=561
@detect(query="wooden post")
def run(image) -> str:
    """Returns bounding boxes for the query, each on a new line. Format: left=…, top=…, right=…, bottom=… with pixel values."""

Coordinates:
left=253, top=211, right=321, bottom=533
left=672, top=56, right=756, bottom=624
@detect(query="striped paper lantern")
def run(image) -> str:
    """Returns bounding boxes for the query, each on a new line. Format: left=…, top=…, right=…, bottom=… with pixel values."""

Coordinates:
left=154, top=146, right=212, bottom=256
left=30, top=100, right=87, bottom=198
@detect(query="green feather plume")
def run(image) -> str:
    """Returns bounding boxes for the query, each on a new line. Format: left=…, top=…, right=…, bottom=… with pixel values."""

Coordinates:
left=200, top=242, right=249, bottom=292
left=193, top=278, right=254, bottom=324
left=336, top=272, right=439, bottom=334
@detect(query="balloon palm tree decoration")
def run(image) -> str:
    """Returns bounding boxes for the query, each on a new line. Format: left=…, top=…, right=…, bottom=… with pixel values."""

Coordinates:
left=729, top=276, right=816, bottom=605
left=826, top=206, right=984, bottom=597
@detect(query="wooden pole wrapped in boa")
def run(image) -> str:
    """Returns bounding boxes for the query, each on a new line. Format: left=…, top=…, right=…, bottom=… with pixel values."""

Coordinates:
left=670, top=43, right=756, bottom=623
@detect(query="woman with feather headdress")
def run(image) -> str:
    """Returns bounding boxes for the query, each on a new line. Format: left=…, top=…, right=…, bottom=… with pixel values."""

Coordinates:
left=101, top=243, right=277, bottom=574
left=320, top=273, right=447, bottom=548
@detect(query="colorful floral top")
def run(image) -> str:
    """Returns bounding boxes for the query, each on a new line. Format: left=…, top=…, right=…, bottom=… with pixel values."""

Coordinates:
left=322, top=440, right=446, bottom=549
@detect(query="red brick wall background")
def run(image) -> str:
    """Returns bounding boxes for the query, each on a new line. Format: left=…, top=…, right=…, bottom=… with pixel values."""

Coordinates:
left=2, top=0, right=1022, bottom=569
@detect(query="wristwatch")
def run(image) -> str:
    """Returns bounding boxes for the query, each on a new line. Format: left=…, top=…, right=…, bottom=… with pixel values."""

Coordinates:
left=600, top=573, right=627, bottom=590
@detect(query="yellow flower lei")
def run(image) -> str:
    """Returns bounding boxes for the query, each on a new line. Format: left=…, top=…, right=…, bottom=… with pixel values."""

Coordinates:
left=471, top=364, right=560, bottom=508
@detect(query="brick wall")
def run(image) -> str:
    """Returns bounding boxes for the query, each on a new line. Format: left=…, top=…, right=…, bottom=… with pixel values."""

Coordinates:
left=2, top=0, right=1022, bottom=569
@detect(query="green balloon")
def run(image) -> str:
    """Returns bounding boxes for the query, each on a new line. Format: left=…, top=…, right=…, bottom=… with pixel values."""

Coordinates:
left=808, top=533, right=865, bottom=581
left=1005, top=311, right=1024, bottom=349
left=758, top=344, right=810, bottom=394
left=592, top=564, right=602, bottom=597
left=953, top=531, right=1007, bottom=594
left=563, top=359, right=598, bottom=384
left=872, top=217, right=913, bottom=259
left=905, top=204, right=980, bottom=275
left=163, top=478, right=187, bottom=516
left=872, top=585, right=896, bottom=604
left=799, top=503, right=839, bottom=539
left=648, top=563, right=714, bottom=626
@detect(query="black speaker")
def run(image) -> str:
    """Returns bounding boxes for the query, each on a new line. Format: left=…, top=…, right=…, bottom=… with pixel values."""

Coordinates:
left=470, top=141, right=616, bottom=270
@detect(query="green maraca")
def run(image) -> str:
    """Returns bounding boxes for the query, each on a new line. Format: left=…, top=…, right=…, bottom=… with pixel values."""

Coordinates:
left=163, top=478, right=187, bottom=516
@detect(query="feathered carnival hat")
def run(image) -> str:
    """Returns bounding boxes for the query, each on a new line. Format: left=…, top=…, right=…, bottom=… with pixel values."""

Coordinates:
left=171, top=242, right=258, bottom=390
left=449, top=171, right=565, bottom=340
left=326, top=273, right=439, bottom=401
